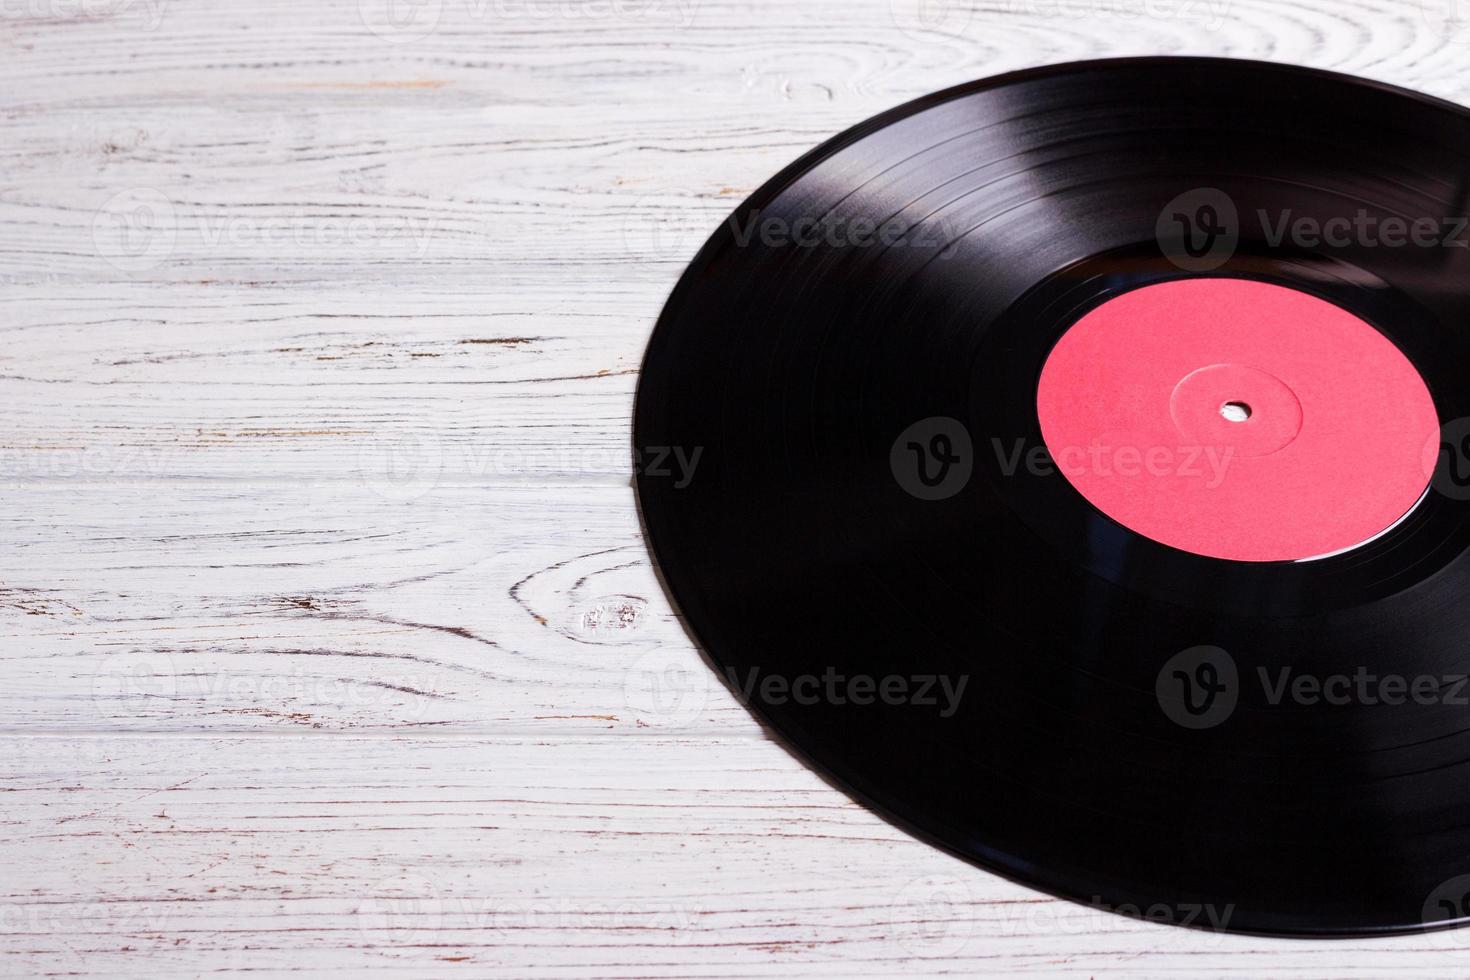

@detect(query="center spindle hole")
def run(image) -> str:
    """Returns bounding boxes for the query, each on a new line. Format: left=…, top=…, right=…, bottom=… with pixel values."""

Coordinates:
left=1220, top=401, right=1252, bottom=423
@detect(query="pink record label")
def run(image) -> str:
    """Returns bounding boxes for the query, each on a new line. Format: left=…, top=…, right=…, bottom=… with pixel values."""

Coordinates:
left=1035, top=278, right=1439, bottom=562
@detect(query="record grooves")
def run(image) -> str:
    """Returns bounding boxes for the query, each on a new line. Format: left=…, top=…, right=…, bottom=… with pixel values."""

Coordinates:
left=633, top=58, right=1470, bottom=937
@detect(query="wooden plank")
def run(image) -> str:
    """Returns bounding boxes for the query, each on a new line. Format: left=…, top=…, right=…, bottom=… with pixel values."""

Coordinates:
left=2, top=734, right=1466, bottom=977
left=0, top=484, right=756, bottom=735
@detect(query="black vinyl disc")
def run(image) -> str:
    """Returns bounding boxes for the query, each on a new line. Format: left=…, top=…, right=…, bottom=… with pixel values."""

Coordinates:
left=633, top=57, right=1470, bottom=937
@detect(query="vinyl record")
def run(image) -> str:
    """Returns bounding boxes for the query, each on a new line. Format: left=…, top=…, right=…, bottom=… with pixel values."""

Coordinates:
left=633, top=57, right=1470, bottom=937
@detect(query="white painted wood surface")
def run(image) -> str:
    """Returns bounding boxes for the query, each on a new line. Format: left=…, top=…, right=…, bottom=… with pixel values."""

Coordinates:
left=3, top=0, right=1470, bottom=974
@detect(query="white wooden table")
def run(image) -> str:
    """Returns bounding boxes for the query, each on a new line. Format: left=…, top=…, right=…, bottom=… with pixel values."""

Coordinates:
left=3, top=0, right=1469, bottom=974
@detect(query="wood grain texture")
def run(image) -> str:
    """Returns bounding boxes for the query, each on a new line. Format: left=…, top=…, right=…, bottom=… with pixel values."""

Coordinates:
left=3, top=0, right=1470, bottom=974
